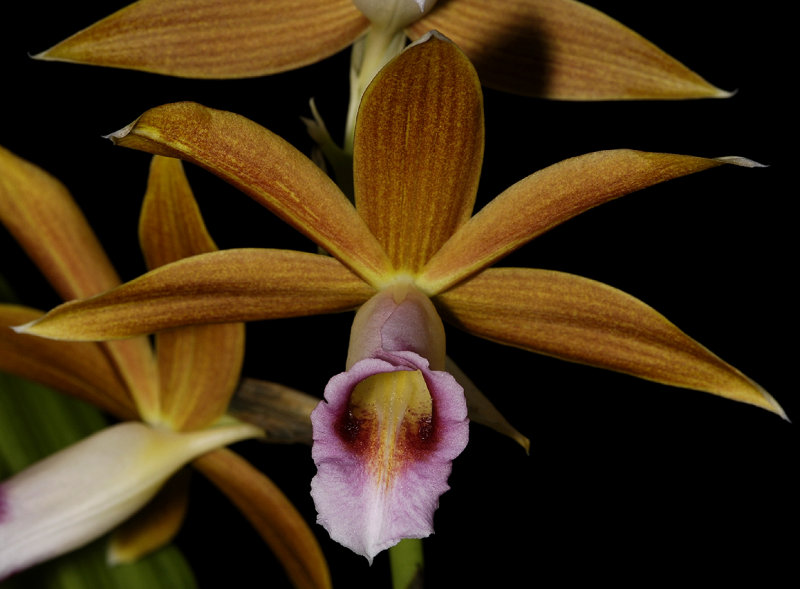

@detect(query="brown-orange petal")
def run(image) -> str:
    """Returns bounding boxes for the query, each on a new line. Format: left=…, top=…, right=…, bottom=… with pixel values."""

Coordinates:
left=18, top=249, right=375, bottom=341
left=193, top=448, right=332, bottom=589
left=139, top=156, right=218, bottom=269
left=418, top=152, right=761, bottom=294
left=0, top=145, right=158, bottom=419
left=110, top=102, right=393, bottom=287
left=0, top=145, right=119, bottom=302
left=435, top=267, right=786, bottom=417
left=0, top=304, right=137, bottom=420
left=139, top=155, right=245, bottom=430
left=354, top=32, right=484, bottom=274
left=35, top=0, right=368, bottom=79
left=409, top=0, right=728, bottom=99
left=155, top=324, right=245, bottom=431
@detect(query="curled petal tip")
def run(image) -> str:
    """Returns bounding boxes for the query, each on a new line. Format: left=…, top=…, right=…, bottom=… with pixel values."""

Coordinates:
left=29, top=49, right=62, bottom=63
left=740, top=376, right=788, bottom=421
left=716, top=155, right=767, bottom=168
left=104, top=121, right=136, bottom=143
left=704, top=86, right=736, bottom=99
left=11, top=316, right=69, bottom=341
left=758, top=387, right=789, bottom=422
left=406, top=28, right=449, bottom=49
left=10, top=319, right=37, bottom=335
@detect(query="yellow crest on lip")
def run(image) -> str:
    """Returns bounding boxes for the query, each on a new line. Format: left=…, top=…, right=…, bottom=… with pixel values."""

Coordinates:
left=343, top=370, right=435, bottom=488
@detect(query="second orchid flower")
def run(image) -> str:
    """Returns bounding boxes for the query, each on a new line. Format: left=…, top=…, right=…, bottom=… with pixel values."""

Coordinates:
left=0, top=148, right=330, bottom=588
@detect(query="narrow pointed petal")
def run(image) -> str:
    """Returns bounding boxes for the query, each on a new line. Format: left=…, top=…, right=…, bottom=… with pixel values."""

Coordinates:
left=418, top=152, right=762, bottom=294
left=0, top=421, right=261, bottom=580
left=435, top=268, right=786, bottom=417
left=311, top=353, right=468, bottom=562
left=18, top=249, right=374, bottom=341
left=0, top=145, right=119, bottom=302
left=193, top=448, right=332, bottom=589
left=353, top=32, right=484, bottom=273
left=0, top=145, right=159, bottom=420
left=156, top=324, right=245, bottom=431
left=140, top=155, right=244, bottom=430
left=110, top=102, right=393, bottom=286
left=107, top=469, right=191, bottom=565
left=139, top=156, right=217, bottom=269
left=409, top=0, right=728, bottom=99
left=446, top=357, right=529, bottom=453
left=1, top=305, right=136, bottom=420
left=35, top=0, right=367, bottom=79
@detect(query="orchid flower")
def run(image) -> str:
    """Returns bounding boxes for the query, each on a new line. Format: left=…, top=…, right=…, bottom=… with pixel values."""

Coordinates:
left=36, top=0, right=726, bottom=101
left=0, top=147, right=330, bottom=588
left=18, top=34, right=785, bottom=561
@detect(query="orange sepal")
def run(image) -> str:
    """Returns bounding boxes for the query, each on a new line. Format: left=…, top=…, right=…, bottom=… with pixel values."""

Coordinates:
left=194, top=448, right=332, bottom=589
left=36, top=0, right=367, bottom=79
left=409, top=0, right=728, bottom=99
left=110, top=102, right=393, bottom=287
left=436, top=267, right=785, bottom=417
left=0, top=304, right=137, bottom=419
left=18, top=249, right=374, bottom=341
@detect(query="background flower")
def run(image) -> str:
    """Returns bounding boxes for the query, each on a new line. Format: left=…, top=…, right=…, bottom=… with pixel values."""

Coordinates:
left=35, top=0, right=724, bottom=100
left=2, top=3, right=793, bottom=588
left=0, top=148, right=329, bottom=588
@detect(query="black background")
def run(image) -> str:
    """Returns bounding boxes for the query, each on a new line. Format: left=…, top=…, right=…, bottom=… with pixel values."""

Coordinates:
left=2, top=2, right=795, bottom=587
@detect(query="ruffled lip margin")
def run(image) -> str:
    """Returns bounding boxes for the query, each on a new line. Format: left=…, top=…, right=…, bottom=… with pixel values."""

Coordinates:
left=310, top=350, right=468, bottom=562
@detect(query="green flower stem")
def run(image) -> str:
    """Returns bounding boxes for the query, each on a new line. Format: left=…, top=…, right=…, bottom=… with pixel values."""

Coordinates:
left=389, top=538, right=425, bottom=589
